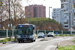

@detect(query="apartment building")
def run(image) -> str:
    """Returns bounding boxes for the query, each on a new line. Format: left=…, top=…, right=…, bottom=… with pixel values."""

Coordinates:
left=60, top=0, right=75, bottom=29
left=52, top=8, right=61, bottom=23
left=25, top=5, right=46, bottom=18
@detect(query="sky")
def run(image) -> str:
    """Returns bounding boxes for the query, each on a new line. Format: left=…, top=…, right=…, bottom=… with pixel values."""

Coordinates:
left=21, top=0, right=61, bottom=18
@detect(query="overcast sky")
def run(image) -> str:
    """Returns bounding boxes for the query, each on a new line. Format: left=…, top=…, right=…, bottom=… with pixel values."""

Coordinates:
left=21, top=0, right=61, bottom=18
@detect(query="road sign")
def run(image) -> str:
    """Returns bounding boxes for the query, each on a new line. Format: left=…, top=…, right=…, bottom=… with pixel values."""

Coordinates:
left=49, top=27, right=51, bottom=29
left=8, top=24, right=12, bottom=27
left=56, top=32, right=58, bottom=35
left=13, top=26, right=16, bottom=29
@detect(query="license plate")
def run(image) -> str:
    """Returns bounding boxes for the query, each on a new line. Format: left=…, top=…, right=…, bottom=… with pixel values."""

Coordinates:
left=24, top=39, right=27, bottom=40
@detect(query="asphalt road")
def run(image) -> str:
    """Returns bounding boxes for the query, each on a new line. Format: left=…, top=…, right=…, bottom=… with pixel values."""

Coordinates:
left=0, top=37, right=74, bottom=50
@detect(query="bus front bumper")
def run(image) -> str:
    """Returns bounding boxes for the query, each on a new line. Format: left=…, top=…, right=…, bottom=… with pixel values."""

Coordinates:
left=17, top=38, right=33, bottom=41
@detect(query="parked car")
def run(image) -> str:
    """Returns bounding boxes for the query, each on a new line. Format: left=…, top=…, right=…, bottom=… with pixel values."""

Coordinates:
left=47, top=32, right=54, bottom=37
left=38, top=32, right=45, bottom=38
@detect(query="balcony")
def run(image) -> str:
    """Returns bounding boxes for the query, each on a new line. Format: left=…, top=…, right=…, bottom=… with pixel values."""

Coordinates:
left=73, top=20, right=75, bottom=22
left=73, top=9, right=75, bottom=12
left=73, top=17, right=75, bottom=19
left=64, top=20, right=69, bottom=26
left=61, top=7, right=66, bottom=10
left=64, top=24, right=69, bottom=26
left=64, top=26, right=69, bottom=29
left=64, top=19, right=68, bottom=22
left=61, top=2, right=69, bottom=4
left=61, top=9, right=65, bottom=11
left=64, top=11, right=69, bottom=14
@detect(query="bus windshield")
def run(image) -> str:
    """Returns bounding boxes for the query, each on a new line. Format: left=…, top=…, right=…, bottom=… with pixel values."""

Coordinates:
left=17, top=25, right=33, bottom=35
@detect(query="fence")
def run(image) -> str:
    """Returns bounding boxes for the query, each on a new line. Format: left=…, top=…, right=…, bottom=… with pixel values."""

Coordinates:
left=0, top=30, right=6, bottom=38
left=0, top=29, right=17, bottom=38
left=0, top=29, right=75, bottom=38
left=36, top=30, right=75, bottom=35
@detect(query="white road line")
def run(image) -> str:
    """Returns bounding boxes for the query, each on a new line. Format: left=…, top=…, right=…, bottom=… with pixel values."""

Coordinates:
left=31, top=45, right=41, bottom=50
left=0, top=43, right=19, bottom=48
left=44, top=45, right=56, bottom=50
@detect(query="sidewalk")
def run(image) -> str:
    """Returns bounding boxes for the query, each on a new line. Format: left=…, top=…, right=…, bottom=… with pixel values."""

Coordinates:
left=0, top=38, right=5, bottom=40
left=50, top=43, right=57, bottom=50
left=0, top=37, right=15, bottom=40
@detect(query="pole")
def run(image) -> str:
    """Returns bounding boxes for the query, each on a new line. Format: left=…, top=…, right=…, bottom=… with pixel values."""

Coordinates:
left=49, top=7, right=52, bottom=30
left=9, top=0, right=11, bottom=41
left=28, top=13, right=29, bottom=23
left=69, top=0, right=72, bottom=35
left=26, top=0, right=30, bottom=24
left=70, top=0, right=74, bottom=35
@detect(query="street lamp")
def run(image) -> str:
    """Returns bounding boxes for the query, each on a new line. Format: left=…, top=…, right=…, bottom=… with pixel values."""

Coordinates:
left=68, top=0, right=71, bottom=35
left=26, top=0, right=30, bottom=24
left=69, top=0, right=74, bottom=35
left=70, top=2, right=75, bottom=35
left=9, top=0, right=11, bottom=41
left=49, top=7, right=52, bottom=30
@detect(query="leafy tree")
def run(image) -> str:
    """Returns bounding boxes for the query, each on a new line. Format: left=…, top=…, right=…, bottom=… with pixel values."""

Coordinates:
left=58, top=23, right=64, bottom=30
left=25, top=17, right=63, bottom=30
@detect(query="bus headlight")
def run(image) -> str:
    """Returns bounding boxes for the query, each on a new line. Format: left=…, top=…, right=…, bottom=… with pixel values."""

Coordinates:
left=17, top=35, right=21, bottom=38
left=30, top=35, right=33, bottom=38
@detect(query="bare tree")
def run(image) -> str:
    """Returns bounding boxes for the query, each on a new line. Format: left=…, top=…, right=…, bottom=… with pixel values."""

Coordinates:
left=0, top=0, right=9, bottom=29
left=10, top=0, right=24, bottom=26
left=0, top=0, right=24, bottom=29
left=0, top=0, right=3, bottom=29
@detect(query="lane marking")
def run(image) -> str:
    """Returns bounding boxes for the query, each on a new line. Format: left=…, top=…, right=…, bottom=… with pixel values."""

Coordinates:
left=45, top=45, right=56, bottom=50
left=31, top=45, right=41, bottom=50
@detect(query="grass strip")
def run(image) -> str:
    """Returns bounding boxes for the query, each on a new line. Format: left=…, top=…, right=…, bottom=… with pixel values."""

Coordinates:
left=0, top=38, right=14, bottom=43
left=55, top=34, right=75, bottom=36
left=57, top=45, right=75, bottom=50
left=73, top=39, right=75, bottom=43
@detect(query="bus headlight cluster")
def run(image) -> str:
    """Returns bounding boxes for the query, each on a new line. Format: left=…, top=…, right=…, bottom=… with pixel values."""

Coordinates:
left=30, top=35, right=33, bottom=38
left=17, top=35, right=21, bottom=38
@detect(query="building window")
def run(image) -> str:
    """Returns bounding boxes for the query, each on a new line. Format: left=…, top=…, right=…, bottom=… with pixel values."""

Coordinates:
left=54, top=14, right=56, bottom=15
left=64, top=20, right=68, bottom=24
left=64, top=10, right=66, bottom=11
left=65, top=16, right=67, bottom=18
left=53, top=9, right=56, bottom=11
left=64, top=22, right=68, bottom=24
left=61, top=0, right=66, bottom=2
left=43, top=8, right=45, bottom=17
left=33, top=7, right=37, bottom=17
left=74, top=3, right=75, bottom=8
left=64, top=26, right=68, bottom=27
left=74, top=19, right=75, bottom=21
left=61, top=4, right=64, bottom=9
left=61, top=0, right=63, bottom=2
left=39, top=7, right=41, bottom=17
left=74, top=13, right=75, bottom=16
left=54, top=12, right=55, bottom=13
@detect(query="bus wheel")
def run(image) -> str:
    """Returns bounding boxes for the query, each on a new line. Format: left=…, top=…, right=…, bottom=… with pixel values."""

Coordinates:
left=32, top=40, right=35, bottom=42
left=33, top=40, right=35, bottom=42
left=31, top=40, right=33, bottom=42
left=18, top=41, right=21, bottom=43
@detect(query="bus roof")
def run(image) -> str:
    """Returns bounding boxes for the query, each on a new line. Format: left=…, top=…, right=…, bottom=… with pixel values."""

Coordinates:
left=18, top=24, right=35, bottom=26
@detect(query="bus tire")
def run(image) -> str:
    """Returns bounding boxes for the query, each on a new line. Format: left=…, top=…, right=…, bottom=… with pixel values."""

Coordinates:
left=32, top=40, right=35, bottom=42
left=18, top=40, right=21, bottom=43
left=31, top=40, right=34, bottom=42
left=33, top=40, right=35, bottom=42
